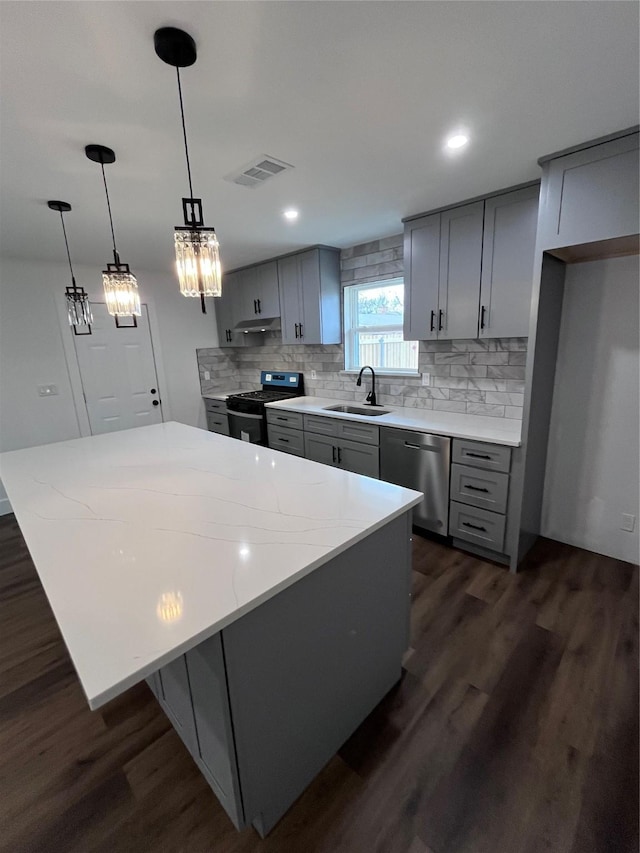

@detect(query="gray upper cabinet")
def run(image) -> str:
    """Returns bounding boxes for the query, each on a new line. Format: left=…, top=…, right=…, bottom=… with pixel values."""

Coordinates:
left=538, top=131, right=640, bottom=251
left=438, top=201, right=484, bottom=340
left=404, top=186, right=540, bottom=342
left=234, top=262, right=281, bottom=322
left=479, top=185, right=539, bottom=339
left=216, top=272, right=245, bottom=348
left=277, top=248, right=341, bottom=345
left=403, top=214, right=440, bottom=341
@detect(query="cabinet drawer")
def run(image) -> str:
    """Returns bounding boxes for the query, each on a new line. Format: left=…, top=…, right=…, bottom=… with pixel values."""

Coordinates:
left=336, top=420, right=379, bottom=446
left=268, top=425, right=305, bottom=457
left=207, top=413, right=230, bottom=436
left=452, top=439, right=511, bottom=473
left=303, top=414, right=339, bottom=437
left=450, top=463, right=509, bottom=514
left=266, top=409, right=304, bottom=430
left=204, top=398, right=228, bottom=414
left=449, top=501, right=506, bottom=553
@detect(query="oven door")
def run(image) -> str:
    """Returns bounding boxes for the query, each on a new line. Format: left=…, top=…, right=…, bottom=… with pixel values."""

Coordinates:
left=227, top=410, right=267, bottom=444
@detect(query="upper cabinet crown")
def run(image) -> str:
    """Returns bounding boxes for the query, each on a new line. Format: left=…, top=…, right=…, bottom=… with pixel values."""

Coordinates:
left=277, top=248, right=341, bottom=345
left=404, top=185, right=539, bottom=341
left=537, top=130, right=639, bottom=254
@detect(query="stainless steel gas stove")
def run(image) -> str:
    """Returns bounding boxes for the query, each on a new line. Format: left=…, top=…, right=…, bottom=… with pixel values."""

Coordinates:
left=226, top=371, right=305, bottom=444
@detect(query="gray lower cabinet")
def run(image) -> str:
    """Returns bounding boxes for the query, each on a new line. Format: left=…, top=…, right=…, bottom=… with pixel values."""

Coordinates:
left=156, top=655, right=198, bottom=754
left=267, top=424, right=305, bottom=456
left=479, top=185, right=539, bottom=339
left=449, top=437, right=511, bottom=559
left=146, top=512, right=413, bottom=837
left=266, top=409, right=304, bottom=431
left=205, top=398, right=230, bottom=435
left=538, top=130, right=640, bottom=251
left=304, top=430, right=379, bottom=478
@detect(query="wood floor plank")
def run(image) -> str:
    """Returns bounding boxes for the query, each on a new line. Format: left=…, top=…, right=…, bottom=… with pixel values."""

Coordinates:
left=0, top=514, right=636, bottom=853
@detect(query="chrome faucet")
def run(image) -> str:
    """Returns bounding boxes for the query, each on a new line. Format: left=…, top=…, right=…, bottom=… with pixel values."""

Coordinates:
left=356, top=365, right=378, bottom=407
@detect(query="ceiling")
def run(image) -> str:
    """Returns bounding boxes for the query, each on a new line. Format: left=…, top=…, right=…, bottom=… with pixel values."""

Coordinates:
left=1, top=1, right=638, bottom=276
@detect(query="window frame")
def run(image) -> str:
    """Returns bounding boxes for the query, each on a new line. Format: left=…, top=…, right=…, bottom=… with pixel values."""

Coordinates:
left=343, top=277, right=419, bottom=375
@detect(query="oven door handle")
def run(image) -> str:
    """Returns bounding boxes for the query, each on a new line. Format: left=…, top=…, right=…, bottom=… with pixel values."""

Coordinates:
left=227, top=410, right=265, bottom=420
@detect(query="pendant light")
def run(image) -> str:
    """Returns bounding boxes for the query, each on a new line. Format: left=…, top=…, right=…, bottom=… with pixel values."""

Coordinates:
left=154, top=26, right=222, bottom=313
left=47, top=200, right=93, bottom=332
left=85, top=144, right=141, bottom=319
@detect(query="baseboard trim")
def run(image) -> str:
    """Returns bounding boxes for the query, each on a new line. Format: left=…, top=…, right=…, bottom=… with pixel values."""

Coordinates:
left=0, top=497, right=12, bottom=517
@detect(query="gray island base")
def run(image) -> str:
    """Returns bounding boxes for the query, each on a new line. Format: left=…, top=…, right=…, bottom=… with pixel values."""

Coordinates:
left=147, top=511, right=412, bottom=837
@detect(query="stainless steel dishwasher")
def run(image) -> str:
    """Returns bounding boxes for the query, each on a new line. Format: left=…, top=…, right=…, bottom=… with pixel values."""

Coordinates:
left=380, top=428, right=450, bottom=534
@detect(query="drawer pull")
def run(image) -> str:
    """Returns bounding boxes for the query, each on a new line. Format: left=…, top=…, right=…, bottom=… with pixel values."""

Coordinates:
left=462, top=521, right=487, bottom=532
left=466, top=452, right=492, bottom=460
left=276, top=416, right=287, bottom=421
left=465, top=484, right=489, bottom=493
left=278, top=437, right=289, bottom=443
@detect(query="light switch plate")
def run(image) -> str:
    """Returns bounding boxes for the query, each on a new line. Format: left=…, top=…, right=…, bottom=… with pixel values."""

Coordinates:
left=621, top=513, right=636, bottom=532
left=421, top=372, right=430, bottom=386
left=311, top=370, right=317, bottom=380
left=38, top=385, right=58, bottom=397
left=203, top=371, right=211, bottom=380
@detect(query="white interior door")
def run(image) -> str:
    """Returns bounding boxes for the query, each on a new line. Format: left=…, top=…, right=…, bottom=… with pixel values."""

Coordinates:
left=73, top=303, right=163, bottom=435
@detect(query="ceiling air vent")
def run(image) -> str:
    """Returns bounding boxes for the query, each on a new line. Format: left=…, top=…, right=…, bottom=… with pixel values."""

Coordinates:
left=224, top=155, right=294, bottom=189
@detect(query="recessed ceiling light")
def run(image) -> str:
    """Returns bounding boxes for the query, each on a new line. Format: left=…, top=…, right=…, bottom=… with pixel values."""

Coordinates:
left=445, top=133, right=470, bottom=150
left=283, top=208, right=299, bottom=221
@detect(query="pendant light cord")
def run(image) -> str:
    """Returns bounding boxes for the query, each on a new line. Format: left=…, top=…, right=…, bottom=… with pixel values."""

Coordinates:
left=58, top=211, right=78, bottom=288
left=100, top=161, right=119, bottom=261
left=176, top=66, right=194, bottom=199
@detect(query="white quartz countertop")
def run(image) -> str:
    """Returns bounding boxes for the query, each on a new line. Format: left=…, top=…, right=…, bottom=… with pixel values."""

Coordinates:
left=266, top=396, right=522, bottom=446
left=0, top=422, right=421, bottom=710
left=202, top=390, right=244, bottom=401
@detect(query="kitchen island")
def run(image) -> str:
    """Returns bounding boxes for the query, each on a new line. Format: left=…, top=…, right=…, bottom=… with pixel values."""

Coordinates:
left=0, top=422, right=421, bottom=836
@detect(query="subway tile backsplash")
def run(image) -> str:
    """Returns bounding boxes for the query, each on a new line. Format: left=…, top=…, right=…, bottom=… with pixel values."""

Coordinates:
left=197, top=235, right=527, bottom=421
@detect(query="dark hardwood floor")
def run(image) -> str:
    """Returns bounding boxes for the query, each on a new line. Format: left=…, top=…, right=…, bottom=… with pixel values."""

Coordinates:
left=1, top=512, right=637, bottom=853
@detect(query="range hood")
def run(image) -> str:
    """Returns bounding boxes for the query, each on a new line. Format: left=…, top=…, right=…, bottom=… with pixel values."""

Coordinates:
left=235, top=317, right=281, bottom=333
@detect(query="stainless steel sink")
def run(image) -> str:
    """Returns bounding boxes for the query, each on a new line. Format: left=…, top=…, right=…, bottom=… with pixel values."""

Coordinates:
left=323, top=404, right=390, bottom=417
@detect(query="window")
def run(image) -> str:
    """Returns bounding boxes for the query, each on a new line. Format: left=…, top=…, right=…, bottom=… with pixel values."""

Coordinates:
left=343, top=278, right=418, bottom=373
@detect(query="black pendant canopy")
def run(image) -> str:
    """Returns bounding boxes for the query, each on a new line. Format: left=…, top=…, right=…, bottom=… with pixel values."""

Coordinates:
left=85, top=144, right=116, bottom=165
left=154, top=27, right=197, bottom=67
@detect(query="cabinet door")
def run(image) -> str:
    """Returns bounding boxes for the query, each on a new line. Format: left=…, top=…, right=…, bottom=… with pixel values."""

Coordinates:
left=304, top=432, right=338, bottom=467
left=216, top=273, right=237, bottom=348
left=235, top=267, right=259, bottom=322
left=298, top=250, right=322, bottom=344
left=539, top=132, right=639, bottom=250
left=438, top=201, right=484, bottom=340
left=403, top=214, right=440, bottom=341
left=157, top=655, right=198, bottom=753
left=479, top=186, right=539, bottom=339
left=187, top=635, right=244, bottom=829
left=277, top=255, right=302, bottom=344
left=256, top=261, right=280, bottom=317
left=336, top=438, right=379, bottom=478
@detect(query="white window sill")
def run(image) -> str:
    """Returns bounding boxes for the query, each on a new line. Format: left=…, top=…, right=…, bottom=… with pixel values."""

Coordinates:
left=339, top=370, right=421, bottom=379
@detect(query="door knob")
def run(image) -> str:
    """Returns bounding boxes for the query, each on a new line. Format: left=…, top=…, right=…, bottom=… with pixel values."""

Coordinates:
left=150, top=388, right=157, bottom=394
left=152, top=400, right=160, bottom=407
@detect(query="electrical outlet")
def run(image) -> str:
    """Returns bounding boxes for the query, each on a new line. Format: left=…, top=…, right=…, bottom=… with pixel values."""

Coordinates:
left=311, top=369, right=317, bottom=380
left=421, top=372, right=430, bottom=386
left=203, top=371, right=211, bottom=380
left=38, top=385, right=58, bottom=397
left=621, top=513, right=636, bottom=532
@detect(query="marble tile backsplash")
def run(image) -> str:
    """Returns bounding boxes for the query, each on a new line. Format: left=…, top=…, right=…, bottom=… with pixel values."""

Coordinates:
left=197, top=234, right=528, bottom=420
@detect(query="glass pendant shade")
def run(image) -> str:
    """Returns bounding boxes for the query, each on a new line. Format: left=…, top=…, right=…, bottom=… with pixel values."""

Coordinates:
left=175, top=227, right=222, bottom=297
left=66, top=284, right=93, bottom=326
left=102, top=264, right=141, bottom=317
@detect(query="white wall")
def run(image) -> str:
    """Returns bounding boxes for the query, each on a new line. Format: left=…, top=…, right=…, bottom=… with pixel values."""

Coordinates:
left=542, top=255, right=639, bottom=563
left=0, top=255, right=218, bottom=514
